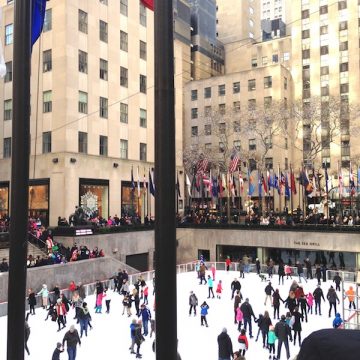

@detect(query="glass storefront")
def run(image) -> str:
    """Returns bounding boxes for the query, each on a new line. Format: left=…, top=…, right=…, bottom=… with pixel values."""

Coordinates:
left=79, top=179, right=109, bottom=219
left=0, top=182, right=9, bottom=217
left=28, top=179, right=50, bottom=226
left=121, top=181, right=147, bottom=217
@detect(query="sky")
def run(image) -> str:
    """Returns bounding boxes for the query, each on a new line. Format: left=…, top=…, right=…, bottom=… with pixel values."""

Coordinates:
left=0, top=270, right=354, bottom=359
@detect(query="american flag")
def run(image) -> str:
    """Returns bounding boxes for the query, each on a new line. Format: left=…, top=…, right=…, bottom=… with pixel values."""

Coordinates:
left=228, top=149, right=240, bottom=173
left=196, top=157, right=209, bottom=175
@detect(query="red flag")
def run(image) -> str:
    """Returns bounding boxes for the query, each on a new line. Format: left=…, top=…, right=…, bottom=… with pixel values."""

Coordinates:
left=141, top=0, right=154, bottom=11
left=290, top=168, right=297, bottom=195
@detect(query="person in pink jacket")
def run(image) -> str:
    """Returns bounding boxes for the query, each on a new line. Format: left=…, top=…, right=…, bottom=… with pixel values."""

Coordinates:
left=216, top=280, right=223, bottom=299
left=306, top=292, right=314, bottom=314
left=95, top=292, right=106, bottom=313
left=236, top=305, right=244, bottom=332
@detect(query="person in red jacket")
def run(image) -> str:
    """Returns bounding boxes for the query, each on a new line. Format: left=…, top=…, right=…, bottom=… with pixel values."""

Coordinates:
left=238, top=328, right=249, bottom=357
left=225, top=256, right=231, bottom=272
left=55, top=298, right=67, bottom=332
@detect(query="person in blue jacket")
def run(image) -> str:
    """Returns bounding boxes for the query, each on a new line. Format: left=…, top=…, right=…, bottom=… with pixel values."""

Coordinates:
left=200, top=301, right=209, bottom=327
left=333, top=313, right=343, bottom=329
left=139, top=304, right=151, bottom=336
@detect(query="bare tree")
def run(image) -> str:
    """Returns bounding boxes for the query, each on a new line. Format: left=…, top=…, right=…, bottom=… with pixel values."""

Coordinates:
left=289, top=96, right=358, bottom=167
left=239, top=99, right=289, bottom=171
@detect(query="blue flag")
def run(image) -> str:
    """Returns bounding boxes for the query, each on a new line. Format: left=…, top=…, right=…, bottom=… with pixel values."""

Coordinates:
left=131, top=167, right=135, bottom=192
left=285, top=173, right=290, bottom=198
left=32, top=0, right=48, bottom=48
left=149, top=170, right=155, bottom=197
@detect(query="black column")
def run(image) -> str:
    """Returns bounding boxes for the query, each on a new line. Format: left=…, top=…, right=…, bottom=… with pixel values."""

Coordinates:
left=7, top=1, right=32, bottom=359
left=154, top=1, right=177, bottom=360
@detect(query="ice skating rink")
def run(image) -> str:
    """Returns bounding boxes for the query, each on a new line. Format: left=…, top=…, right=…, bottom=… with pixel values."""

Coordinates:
left=0, top=270, right=353, bottom=359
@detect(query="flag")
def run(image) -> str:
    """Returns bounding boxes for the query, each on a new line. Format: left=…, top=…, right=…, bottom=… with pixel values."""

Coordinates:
left=238, top=170, right=244, bottom=193
left=222, top=173, right=227, bottom=193
left=211, top=175, right=218, bottom=198
left=143, top=171, right=147, bottom=193
left=229, top=174, right=235, bottom=197
left=228, top=149, right=240, bottom=173
left=141, top=0, right=154, bottom=11
left=218, top=174, right=223, bottom=198
left=32, top=0, right=48, bottom=48
left=290, top=167, right=297, bottom=195
left=185, top=174, right=191, bottom=197
left=262, top=174, right=268, bottom=194
left=149, top=169, right=155, bottom=197
left=280, top=172, right=286, bottom=195
left=285, top=172, right=290, bottom=198
left=131, top=167, right=135, bottom=192
left=350, top=162, right=356, bottom=196
left=137, top=166, right=141, bottom=198
left=176, top=173, right=181, bottom=198
left=248, top=168, right=255, bottom=196
left=325, top=166, right=329, bottom=194
left=196, top=157, right=209, bottom=175
left=338, top=162, right=344, bottom=197
left=258, top=171, right=262, bottom=198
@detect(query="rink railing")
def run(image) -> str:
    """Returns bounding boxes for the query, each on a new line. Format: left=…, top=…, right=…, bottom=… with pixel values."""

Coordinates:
left=0, top=260, right=359, bottom=317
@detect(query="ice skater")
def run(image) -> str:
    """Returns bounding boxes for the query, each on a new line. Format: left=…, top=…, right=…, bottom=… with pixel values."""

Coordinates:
left=200, top=301, right=209, bottom=327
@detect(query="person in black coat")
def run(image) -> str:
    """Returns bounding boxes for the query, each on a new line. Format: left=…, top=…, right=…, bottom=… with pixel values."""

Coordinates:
left=255, top=311, right=272, bottom=348
left=231, top=278, right=241, bottom=300
left=272, top=289, right=284, bottom=320
left=292, top=307, right=304, bottom=347
left=240, top=298, right=256, bottom=338
left=52, top=342, right=64, bottom=360
left=217, top=328, right=233, bottom=360
left=333, top=272, right=342, bottom=292
left=313, top=285, right=325, bottom=315
left=255, top=258, right=261, bottom=275
left=297, top=329, right=360, bottom=360
left=28, top=288, right=36, bottom=315
left=278, top=262, right=285, bottom=285
left=274, top=315, right=292, bottom=360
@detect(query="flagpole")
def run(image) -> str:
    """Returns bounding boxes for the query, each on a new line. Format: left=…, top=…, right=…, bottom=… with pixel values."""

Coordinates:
left=176, top=170, right=179, bottom=214
left=154, top=0, right=178, bottom=358
left=7, top=0, right=32, bottom=358
left=290, top=165, right=294, bottom=216
left=278, top=163, right=282, bottom=215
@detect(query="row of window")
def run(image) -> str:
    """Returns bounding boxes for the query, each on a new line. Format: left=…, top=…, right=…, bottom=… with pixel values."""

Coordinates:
left=3, top=94, right=147, bottom=126
left=4, top=3, right=146, bottom=47
left=302, top=1, right=347, bottom=20
left=2, top=133, right=147, bottom=161
left=190, top=96, right=279, bottom=119
left=190, top=76, right=282, bottom=101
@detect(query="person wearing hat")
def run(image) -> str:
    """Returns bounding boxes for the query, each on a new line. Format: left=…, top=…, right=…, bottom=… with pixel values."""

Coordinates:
left=52, top=342, right=64, bottom=360
left=62, top=325, right=81, bottom=360
left=218, top=327, right=234, bottom=360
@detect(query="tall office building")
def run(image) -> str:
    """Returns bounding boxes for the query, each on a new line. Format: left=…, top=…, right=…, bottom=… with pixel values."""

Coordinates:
left=290, top=0, right=360, bottom=173
left=0, top=0, right=188, bottom=225
left=188, top=0, right=224, bottom=80
left=216, top=0, right=261, bottom=44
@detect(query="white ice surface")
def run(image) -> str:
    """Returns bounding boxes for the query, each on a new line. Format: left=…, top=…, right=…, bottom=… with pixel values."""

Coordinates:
left=0, top=270, right=352, bottom=359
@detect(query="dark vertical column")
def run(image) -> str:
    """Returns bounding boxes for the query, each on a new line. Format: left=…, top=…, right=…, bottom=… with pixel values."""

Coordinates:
left=7, top=1, right=32, bottom=359
left=154, top=1, right=177, bottom=360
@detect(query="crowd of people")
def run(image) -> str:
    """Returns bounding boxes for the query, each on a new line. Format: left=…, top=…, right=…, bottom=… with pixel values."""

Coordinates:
left=24, top=270, right=160, bottom=360
left=179, top=206, right=360, bottom=228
